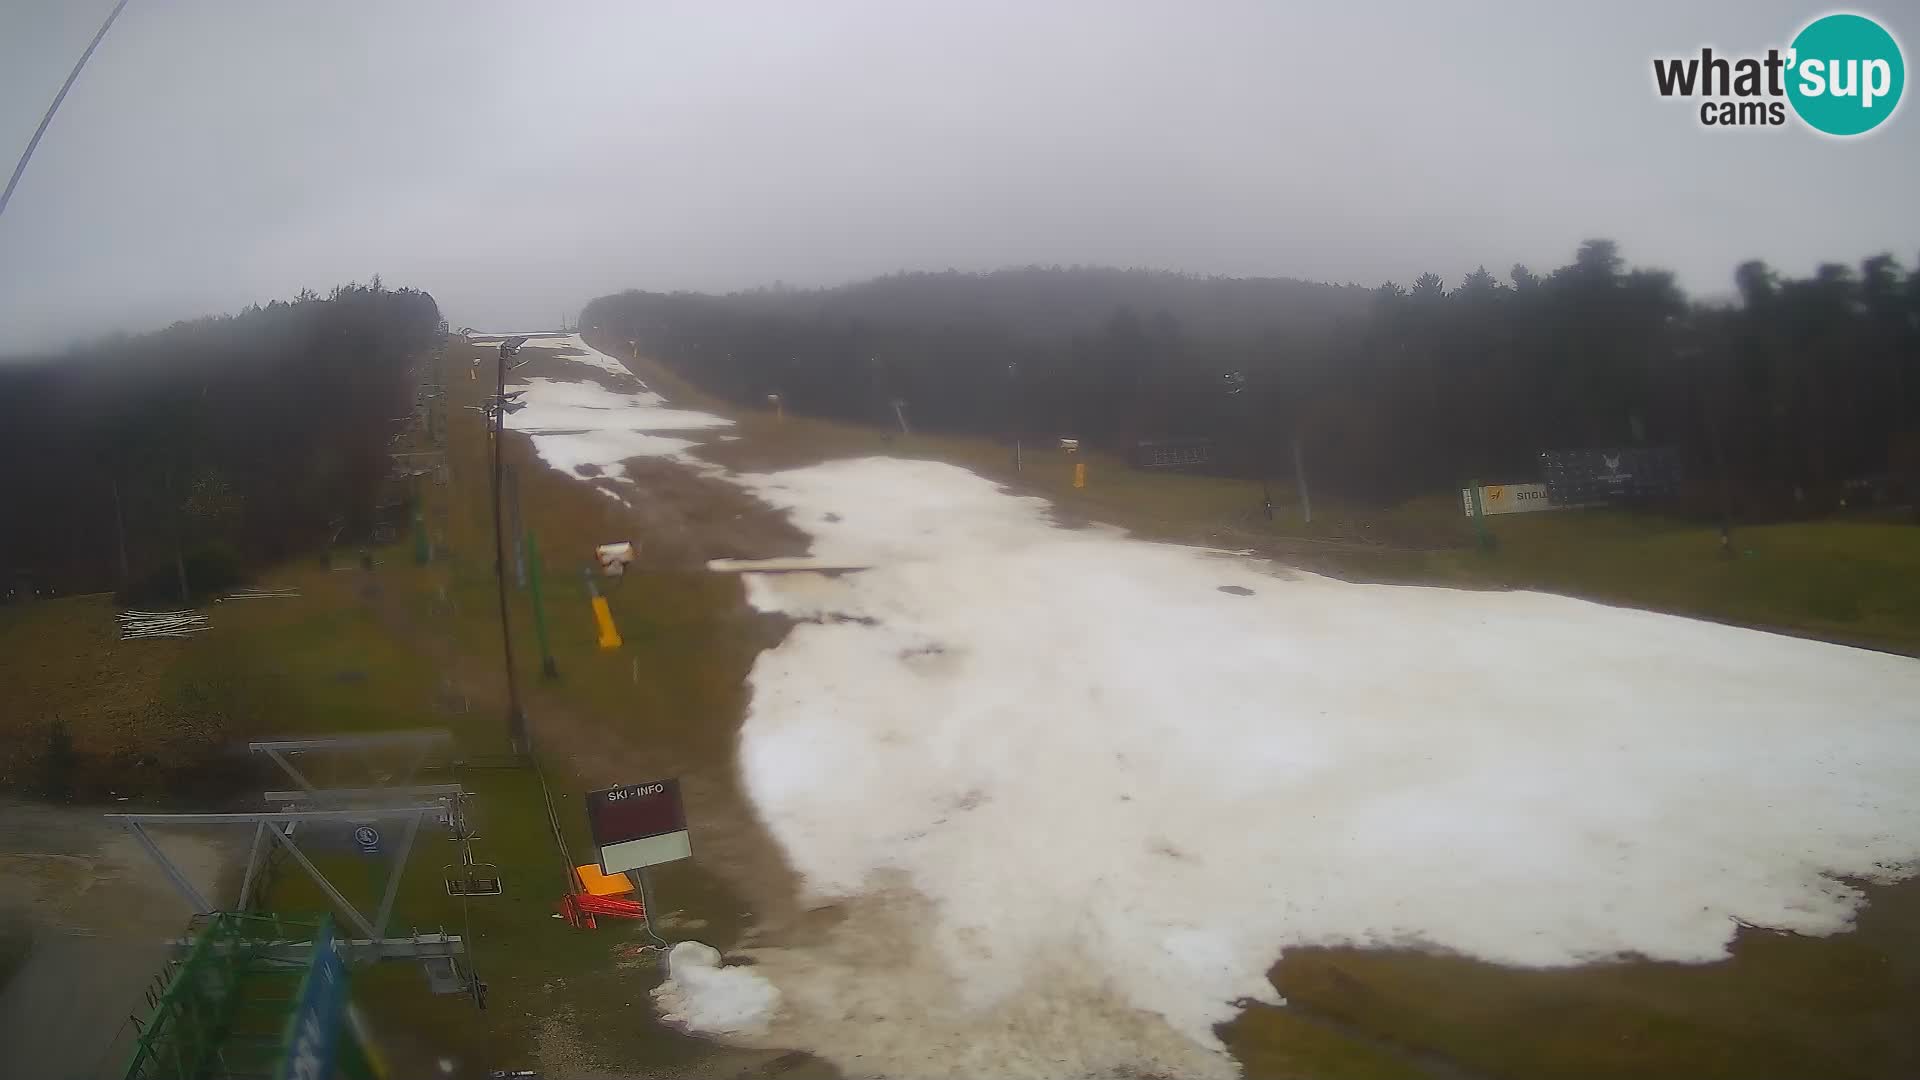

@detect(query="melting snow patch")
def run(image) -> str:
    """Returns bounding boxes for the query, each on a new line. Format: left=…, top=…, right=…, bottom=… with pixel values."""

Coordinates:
left=538, top=332, right=642, bottom=378
left=512, top=376, right=638, bottom=416
left=471, top=332, right=635, bottom=378
left=512, top=376, right=689, bottom=426
left=506, top=375, right=729, bottom=481
left=526, top=429, right=698, bottom=482
left=652, top=455, right=1920, bottom=1080
left=466, top=330, right=559, bottom=344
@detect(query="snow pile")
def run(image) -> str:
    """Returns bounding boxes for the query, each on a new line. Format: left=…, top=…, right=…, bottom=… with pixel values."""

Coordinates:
left=652, top=942, right=781, bottom=1036
left=656, top=455, right=1920, bottom=1079
left=506, top=376, right=729, bottom=483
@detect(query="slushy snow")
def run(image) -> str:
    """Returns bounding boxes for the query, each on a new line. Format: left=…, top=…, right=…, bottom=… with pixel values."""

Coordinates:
left=650, top=455, right=1920, bottom=1079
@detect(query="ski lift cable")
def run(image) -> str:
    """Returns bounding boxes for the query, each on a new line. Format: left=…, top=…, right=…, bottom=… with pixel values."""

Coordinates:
left=1, top=0, right=135, bottom=221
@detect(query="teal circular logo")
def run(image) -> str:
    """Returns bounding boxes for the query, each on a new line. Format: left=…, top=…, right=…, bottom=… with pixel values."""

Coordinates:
left=1786, top=13, right=1905, bottom=136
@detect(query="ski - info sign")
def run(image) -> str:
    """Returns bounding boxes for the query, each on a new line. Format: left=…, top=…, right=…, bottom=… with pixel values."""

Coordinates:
left=585, top=778, right=691, bottom=873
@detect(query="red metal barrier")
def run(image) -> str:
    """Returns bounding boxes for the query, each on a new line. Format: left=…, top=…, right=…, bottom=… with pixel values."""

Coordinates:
left=556, top=890, right=646, bottom=928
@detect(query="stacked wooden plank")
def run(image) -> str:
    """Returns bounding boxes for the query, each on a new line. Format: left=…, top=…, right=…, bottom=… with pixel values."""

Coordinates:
left=119, top=609, right=210, bottom=639
left=224, top=586, right=300, bottom=600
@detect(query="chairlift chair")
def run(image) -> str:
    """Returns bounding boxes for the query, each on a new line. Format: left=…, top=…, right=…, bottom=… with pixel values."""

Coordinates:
left=422, top=954, right=466, bottom=995
left=443, top=792, right=499, bottom=895
left=445, top=857, right=502, bottom=897
left=445, top=822, right=499, bottom=896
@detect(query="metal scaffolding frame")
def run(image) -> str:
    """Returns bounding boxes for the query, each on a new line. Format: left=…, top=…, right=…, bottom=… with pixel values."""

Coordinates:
left=246, top=729, right=452, bottom=793
left=108, top=807, right=457, bottom=956
left=262, top=783, right=465, bottom=815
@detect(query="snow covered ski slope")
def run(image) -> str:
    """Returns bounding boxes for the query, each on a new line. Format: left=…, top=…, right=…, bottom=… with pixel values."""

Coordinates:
left=662, top=456, right=1920, bottom=1079
left=487, top=337, right=1920, bottom=1079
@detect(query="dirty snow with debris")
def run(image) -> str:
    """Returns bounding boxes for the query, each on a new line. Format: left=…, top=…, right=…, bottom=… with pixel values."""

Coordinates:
left=646, top=455, right=1920, bottom=1080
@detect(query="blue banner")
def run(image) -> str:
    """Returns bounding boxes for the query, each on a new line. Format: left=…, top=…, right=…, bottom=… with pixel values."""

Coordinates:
left=277, top=920, right=348, bottom=1080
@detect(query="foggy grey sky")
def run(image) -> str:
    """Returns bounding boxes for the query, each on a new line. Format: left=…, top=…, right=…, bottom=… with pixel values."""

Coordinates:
left=2, top=0, right=1915, bottom=351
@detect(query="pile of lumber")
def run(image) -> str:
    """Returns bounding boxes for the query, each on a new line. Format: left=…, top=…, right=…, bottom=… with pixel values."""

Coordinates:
left=223, top=586, right=300, bottom=600
left=118, top=609, right=209, bottom=639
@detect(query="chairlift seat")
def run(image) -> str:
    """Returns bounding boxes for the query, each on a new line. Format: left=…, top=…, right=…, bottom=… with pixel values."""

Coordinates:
left=446, top=861, right=502, bottom=896
left=422, top=954, right=465, bottom=994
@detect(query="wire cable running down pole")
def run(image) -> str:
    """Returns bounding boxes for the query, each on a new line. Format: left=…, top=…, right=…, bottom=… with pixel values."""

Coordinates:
left=0, top=0, right=133, bottom=221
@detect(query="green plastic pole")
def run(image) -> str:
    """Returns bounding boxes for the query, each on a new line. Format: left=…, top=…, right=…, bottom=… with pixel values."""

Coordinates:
left=526, top=529, right=559, bottom=679
left=1468, top=478, right=1496, bottom=552
left=412, top=506, right=429, bottom=565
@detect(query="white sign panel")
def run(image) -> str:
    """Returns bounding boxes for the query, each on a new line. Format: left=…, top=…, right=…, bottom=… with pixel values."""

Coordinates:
left=1462, top=483, right=1555, bottom=517
left=598, top=832, right=693, bottom=874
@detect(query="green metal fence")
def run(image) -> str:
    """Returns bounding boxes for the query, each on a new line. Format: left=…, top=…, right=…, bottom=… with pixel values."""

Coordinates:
left=121, top=913, right=321, bottom=1080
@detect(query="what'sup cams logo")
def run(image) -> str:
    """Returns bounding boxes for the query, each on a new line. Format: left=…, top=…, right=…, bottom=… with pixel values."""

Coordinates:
left=1653, top=12, right=1904, bottom=135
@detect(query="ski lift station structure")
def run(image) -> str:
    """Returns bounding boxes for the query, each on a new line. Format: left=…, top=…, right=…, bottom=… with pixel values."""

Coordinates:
left=107, top=729, right=501, bottom=1079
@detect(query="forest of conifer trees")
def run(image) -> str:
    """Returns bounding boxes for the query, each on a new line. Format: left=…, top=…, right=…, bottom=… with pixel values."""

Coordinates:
left=585, top=241, right=1920, bottom=516
left=0, top=279, right=442, bottom=600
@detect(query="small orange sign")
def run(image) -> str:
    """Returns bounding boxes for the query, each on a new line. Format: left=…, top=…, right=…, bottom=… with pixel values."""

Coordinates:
left=574, top=863, right=633, bottom=896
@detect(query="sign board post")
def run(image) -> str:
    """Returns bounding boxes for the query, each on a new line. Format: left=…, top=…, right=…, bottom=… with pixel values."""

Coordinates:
left=1467, top=479, right=1494, bottom=551
left=584, top=779, right=691, bottom=874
